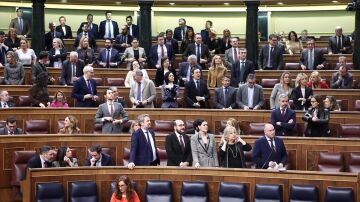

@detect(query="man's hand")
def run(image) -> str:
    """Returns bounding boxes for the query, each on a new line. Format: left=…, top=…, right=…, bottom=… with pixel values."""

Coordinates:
left=243, top=106, right=250, bottom=110
left=288, top=119, right=293, bottom=124
left=128, top=162, right=135, bottom=170
left=301, top=65, right=307, bottom=70
left=199, top=58, right=207, bottom=64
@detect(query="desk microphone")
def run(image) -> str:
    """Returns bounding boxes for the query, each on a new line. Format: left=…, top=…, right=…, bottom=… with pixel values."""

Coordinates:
left=261, top=148, right=274, bottom=169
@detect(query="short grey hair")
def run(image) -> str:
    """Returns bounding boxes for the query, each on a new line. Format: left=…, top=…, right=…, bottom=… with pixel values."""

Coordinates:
left=187, top=54, right=197, bottom=62
left=278, top=93, right=288, bottom=101
left=83, top=65, right=93, bottom=73
left=137, top=114, right=150, bottom=124
left=69, top=51, right=78, bottom=58
left=239, top=48, right=247, bottom=52
left=135, top=69, right=143, bottom=76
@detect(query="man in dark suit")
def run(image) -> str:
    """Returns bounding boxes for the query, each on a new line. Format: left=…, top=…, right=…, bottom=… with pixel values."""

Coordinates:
left=183, top=33, right=211, bottom=69
left=113, top=25, right=132, bottom=55
left=165, top=29, right=179, bottom=54
left=224, top=37, right=240, bottom=69
left=126, top=16, right=139, bottom=39
left=31, top=51, right=55, bottom=84
left=85, top=144, right=113, bottom=166
left=173, top=18, right=193, bottom=42
left=328, top=26, right=352, bottom=54
left=0, top=116, right=22, bottom=135
left=45, top=22, right=63, bottom=51
left=252, top=124, right=288, bottom=169
left=213, top=76, right=237, bottom=109
left=236, top=74, right=264, bottom=110
left=258, top=34, right=283, bottom=70
left=73, top=23, right=96, bottom=50
left=331, top=66, right=353, bottom=89
left=178, top=55, right=202, bottom=87
left=0, top=31, right=8, bottom=67
left=99, top=10, right=119, bottom=39
left=0, top=90, right=15, bottom=108
left=96, top=39, right=121, bottom=68
left=71, top=65, right=99, bottom=107
left=271, top=94, right=296, bottom=136
left=61, top=51, right=85, bottom=86
left=165, top=120, right=192, bottom=166
left=128, top=114, right=160, bottom=169
left=149, top=32, right=175, bottom=68
left=77, top=14, right=98, bottom=39
left=27, top=145, right=56, bottom=168
left=300, top=39, right=326, bottom=70
left=9, top=8, right=31, bottom=38
left=184, top=68, right=210, bottom=108
left=56, top=16, right=73, bottom=39
left=230, top=48, right=255, bottom=87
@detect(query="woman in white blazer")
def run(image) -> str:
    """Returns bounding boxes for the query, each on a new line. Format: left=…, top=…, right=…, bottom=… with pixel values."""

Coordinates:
left=121, top=38, right=147, bottom=69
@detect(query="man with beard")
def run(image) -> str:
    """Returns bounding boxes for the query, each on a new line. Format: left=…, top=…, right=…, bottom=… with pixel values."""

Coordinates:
left=96, top=39, right=120, bottom=68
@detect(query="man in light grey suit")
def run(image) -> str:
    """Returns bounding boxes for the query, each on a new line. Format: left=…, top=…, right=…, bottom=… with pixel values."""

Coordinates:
left=224, top=37, right=240, bottom=69
left=95, top=89, right=129, bottom=134
left=129, top=69, right=156, bottom=108
left=9, top=8, right=31, bottom=38
left=213, top=76, right=237, bottom=109
left=236, top=74, right=264, bottom=110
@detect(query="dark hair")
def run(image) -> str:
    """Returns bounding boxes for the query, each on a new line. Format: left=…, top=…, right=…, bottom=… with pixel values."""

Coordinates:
left=130, top=60, right=142, bottom=71
left=269, top=34, right=277, bottom=40
left=161, top=57, right=170, bottom=68
left=87, top=14, right=93, bottom=18
left=0, top=31, right=5, bottom=35
left=126, top=16, right=132, bottom=20
left=206, top=20, right=213, bottom=26
left=165, top=29, right=173, bottom=34
left=6, top=116, right=17, bottom=124
left=55, top=146, right=69, bottom=167
left=40, top=145, right=51, bottom=154
left=157, top=32, right=165, bottom=40
left=58, top=16, right=65, bottom=21
left=90, top=144, right=102, bottom=154
left=288, top=31, right=299, bottom=42
left=105, top=38, right=113, bottom=43
left=38, top=51, right=48, bottom=60
left=104, top=88, right=113, bottom=96
left=164, top=71, right=174, bottom=85
left=185, top=28, right=194, bottom=41
left=246, top=73, right=256, bottom=81
left=193, top=119, right=206, bottom=132
left=35, top=72, right=49, bottom=87
left=311, top=94, right=324, bottom=110
left=131, top=37, right=138, bottom=43
left=16, top=8, right=22, bottom=12
left=114, top=175, right=135, bottom=201
left=179, top=18, right=186, bottom=23
left=325, top=95, right=340, bottom=111
left=105, top=10, right=112, bottom=15
left=191, top=67, right=200, bottom=75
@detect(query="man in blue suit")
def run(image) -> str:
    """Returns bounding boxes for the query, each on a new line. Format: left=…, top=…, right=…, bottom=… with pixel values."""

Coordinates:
left=99, top=10, right=119, bottom=39
left=126, top=16, right=139, bottom=39
left=128, top=114, right=159, bottom=169
left=85, top=144, right=113, bottom=166
left=149, top=32, right=175, bottom=68
left=271, top=94, right=296, bottom=136
left=71, top=65, right=99, bottom=107
left=44, top=22, right=63, bottom=51
left=96, top=39, right=120, bottom=68
left=252, top=124, right=288, bottom=169
left=77, top=14, right=98, bottom=39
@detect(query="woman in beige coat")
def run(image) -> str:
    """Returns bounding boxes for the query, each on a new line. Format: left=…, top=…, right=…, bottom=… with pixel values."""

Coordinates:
left=207, top=55, right=227, bottom=88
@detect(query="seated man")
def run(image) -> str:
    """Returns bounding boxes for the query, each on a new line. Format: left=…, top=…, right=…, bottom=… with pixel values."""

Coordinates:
left=213, top=76, right=237, bottom=109
left=71, top=65, right=99, bottom=107
left=236, top=74, right=264, bottom=110
left=27, top=145, right=56, bottom=168
left=85, top=144, right=113, bottom=166
left=129, top=70, right=156, bottom=108
left=335, top=56, right=352, bottom=70
left=0, top=116, right=23, bottom=135
left=178, top=54, right=202, bottom=87
left=331, top=66, right=353, bottom=89
left=0, top=90, right=15, bottom=108
left=184, top=68, right=210, bottom=108
left=252, top=124, right=288, bottom=169
left=96, top=38, right=120, bottom=68
left=271, top=94, right=296, bottom=136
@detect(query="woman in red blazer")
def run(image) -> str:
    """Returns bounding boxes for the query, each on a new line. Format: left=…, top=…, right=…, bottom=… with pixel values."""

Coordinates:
left=307, top=71, right=329, bottom=89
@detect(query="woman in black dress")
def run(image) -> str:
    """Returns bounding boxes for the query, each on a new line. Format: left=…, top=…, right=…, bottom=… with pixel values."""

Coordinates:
left=29, top=72, right=50, bottom=107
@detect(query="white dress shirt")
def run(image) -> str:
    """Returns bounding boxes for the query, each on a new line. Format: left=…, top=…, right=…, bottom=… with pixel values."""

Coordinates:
left=247, top=86, right=254, bottom=108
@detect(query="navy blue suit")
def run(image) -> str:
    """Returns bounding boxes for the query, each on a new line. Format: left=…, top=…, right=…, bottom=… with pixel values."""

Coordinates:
left=71, top=76, right=98, bottom=107
left=84, top=153, right=113, bottom=166
left=129, top=129, right=160, bottom=166
left=252, top=136, right=288, bottom=169
left=271, top=108, right=296, bottom=136
left=173, top=26, right=193, bottom=41
left=230, top=60, right=255, bottom=87
left=178, top=62, right=202, bottom=87
left=44, top=31, right=63, bottom=51
left=127, top=24, right=139, bottom=38
left=165, top=38, right=179, bottom=54
left=99, top=20, right=119, bottom=39
left=0, top=46, right=8, bottom=65
left=96, top=48, right=120, bottom=67
left=77, top=22, right=99, bottom=39
left=149, top=44, right=175, bottom=68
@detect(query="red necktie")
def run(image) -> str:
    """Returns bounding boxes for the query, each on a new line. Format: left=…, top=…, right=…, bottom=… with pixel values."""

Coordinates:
left=179, top=135, right=185, bottom=153
left=234, top=48, right=238, bottom=62
left=161, top=45, right=165, bottom=58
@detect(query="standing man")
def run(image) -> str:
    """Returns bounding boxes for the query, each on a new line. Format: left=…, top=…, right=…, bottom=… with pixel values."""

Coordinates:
left=236, top=74, right=264, bottom=110
left=0, top=90, right=15, bottom=108
left=224, top=37, right=240, bottom=69
left=184, top=68, right=210, bottom=108
left=113, top=25, right=132, bottom=55
left=149, top=32, right=175, bottom=68
left=96, top=39, right=120, bottom=68
left=61, top=51, right=85, bottom=86
left=129, top=70, right=156, bottom=108
left=0, top=31, right=9, bottom=67
left=165, top=120, right=192, bottom=167
left=44, top=22, right=63, bottom=51
left=27, top=145, right=56, bottom=168
left=183, top=33, right=211, bottom=69
left=126, top=16, right=139, bottom=39
left=0, top=116, right=23, bottom=135
left=71, top=65, right=99, bottom=107
left=77, top=14, right=99, bottom=39
left=9, top=8, right=31, bottom=38
left=165, top=29, right=179, bottom=54
left=300, top=38, right=326, bottom=70
left=173, top=18, right=193, bottom=42
left=271, top=94, right=296, bottom=136
left=56, top=16, right=73, bottom=39
left=95, top=89, right=129, bottom=134
left=328, top=26, right=352, bottom=54
left=99, top=10, right=119, bottom=39
left=252, top=124, right=288, bottom=169
left=73, top=22, right=97, bottom=50
left=178, top=55, right=202, bottom=87
left=213, top=76, right=237, bottom=109
left=258, top=34, right=283, bottom=70
left=330, top=66, right=353, bottom=89
left=230, top=48, right=255, bottom=87
left=85, top=144, right=113, bottom=167
left=128, top=114, right=160, bottom=169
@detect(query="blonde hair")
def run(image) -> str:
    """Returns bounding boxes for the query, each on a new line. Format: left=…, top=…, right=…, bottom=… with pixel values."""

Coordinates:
left=210, top=55, right=225, bottom=69
left=130, top=121, right=139, bottom=134
left=226, top=118, right=241, bottom=135
left=295, top=73, right=308, bottom=88
left=309, top=71, right=321, bottom=83
left=222, top=126, right=237, bottom=143
left=280, top=71, right=291, bottom=85
left=78, top=36, right=89, bottom=50
left=52, top=38, right=64, bottom=48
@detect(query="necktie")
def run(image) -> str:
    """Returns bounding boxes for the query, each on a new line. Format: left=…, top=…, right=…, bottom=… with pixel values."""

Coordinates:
left=87, top=80, right=92, bottom=94
left=269, top=46, right=274, bottom=67
left=224, top=88, right=228, bottom=106
left=234, top=48, right=238, bottom=62
left=281, top=108, right=285, bottom=120
left=44, top=161, right=49, bottom=168
left=308, top=50, right=314, bottom=70
left=160, top=45, right=165, bottom=58
left=269, top=138, right=276, bottom=152
left=196, top=80, right=200, bottom=89
left=19, top=18, right=23, bottom=34
left=137, top=82, right=141, bottom=100
left=107, top=20, right=111, bottom=38
left=337, top=36, right=342, bottom=51
left=109, top=103, right=114, bottom=116
left=106, top=49, right=110, bottom=68
left=9, top=131, right=14, bottom=135
left=72, top=64, right=76, bottom=77
left=196, top=44, right=201, bottom=64
left=145, top=132, right=154, bottom=162
left=179, top=134, right=185, bottom=152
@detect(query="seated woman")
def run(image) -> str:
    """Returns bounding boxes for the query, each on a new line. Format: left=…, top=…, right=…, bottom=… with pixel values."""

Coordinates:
left=155, top=57, right=177, bottom=87
left=302, top=94, right=330, bottom=137
left=285, top=31, right=303, bottom=55
left=324, top=95, right=341, bottom=111
left=124, top=60, right=149, bottom=87
left=58, top=115, right=81, bottom=134
left=4, top=51, right=24, bottom=85
left=307, top=71, right=329, bottom=89
left=48, top=38, right=67, bottom=68
left=290, top=73, right=313, bottom=110
left=270, top=71, right=292, bottom=110
left=219, top=126, right=252, bottom=168
left=52, top=146, right=78, bottom=167
left=29, top=72, right=50, bottom=107
left=49, top=90, right=69, bottom=108
left=217, top=28, right=232, bottom=54
left=76, top=37, right=95, bottom=65
left=121, top=38, right=147, bottom=70
left=161, top=71, right=179, bottom=108
left=4, top=28, right=20, bottom=51
left=110, top=175, right=140, bottom=202
left=207, top=55, right=227, bottom=88
left=16, top=38, right=36, bottom=66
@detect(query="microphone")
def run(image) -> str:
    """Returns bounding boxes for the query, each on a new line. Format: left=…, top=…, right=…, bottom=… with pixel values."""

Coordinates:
left=261, top=147, right=274, bottom=169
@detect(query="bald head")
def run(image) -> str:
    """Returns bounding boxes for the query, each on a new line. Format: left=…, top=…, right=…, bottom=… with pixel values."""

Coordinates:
left=174, top=119, right=185, bottom=134
left=335, top=26, right=343, bottom=36
left=264, top=123, right=275, bottom=138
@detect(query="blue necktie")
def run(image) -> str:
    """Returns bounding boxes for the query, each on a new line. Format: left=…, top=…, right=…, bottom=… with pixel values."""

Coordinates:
left=196, top=44, right=201, bottom=64
left=19, top=18, right=23, bottom=34
left=106, top=49, right=110, bottom=68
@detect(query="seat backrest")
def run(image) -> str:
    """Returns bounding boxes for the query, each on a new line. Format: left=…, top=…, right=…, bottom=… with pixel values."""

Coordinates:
left=317, top=152, right=344, bottom=172
left=0, top=76, right=4, bottom=84
left=36, top=182, right=65, bottom=202
left=108, top=181, right=137, bottom=200
left=18, top=95, right=32, bottom=107
left=218, top=182, right=248, bottom=202
left=93, top=123, right=103, bottom=134
left=106, top=78, right=125, bottom=86
left=0, top=120, right=6, bottom=128
left=181, top=181, right=209, bottom=202
left=157, top=147, right=168, bottom=166
left=240, top=122, right=266, bottom=135
left=244, top=151, right=255, bottom=169
left=69, top=181, right=98, bottom=202
left=355, top=100, right=360, bottom=111
left=289, top=184, right=319, bottom=202
left=261, top=78, right=279, bottom=88
left=121, top=120, right=133, bottom=133
left=11, top=150, right=36, bottom=186
left=348, top=153, right=360, bottom=173
left=146, top=180, right=173, bottom=202
left=93, top=77, right=103, bottom=86
left=254, top=184, right=283, bottom=202
left=122, top=147, right=130, bottom=166
left=324, top=187, right=354, bottom=202
left=25, top=120, right=49, bottom=134
left=285, top=63, right=300, bottom=70
left=185, top=120, right=195, bottom=134
left=340, top=124, right=360, bottom=138
left=153, top=120, right=174, bottom=133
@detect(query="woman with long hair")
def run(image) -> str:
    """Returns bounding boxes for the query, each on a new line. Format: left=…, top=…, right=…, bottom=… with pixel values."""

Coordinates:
left=52, top=146, right=78, bottom=167
left=121, top=38, right=147, bottom=70
left=110, top=175, right=140, bottom=202
left=16, top=38, right=36, bottom=65
left=205, top=27, right=221, bottom=54
left=161, top=71, right=179, bottom=108
left=207, top=55, right=227, bottom=88
left=270, top=71, right=292, bottom=109
left=4, top=51, right=24, bottom=85
left=155, top=57, right=178, bottom=87
left=58, top=115, right=81, bottom=134
left=4, top=28, right=20, bottom=51
left=76, top=37, right=95, bottom=65
left=180, top=28, right=195, bottom=53
left=324, top=95, right=341, bottom=111
left=48, top=38, right=67, bottom=68
left=285, top=31, right=303, bottom=55
left=49, top=90, right=69, bottom=108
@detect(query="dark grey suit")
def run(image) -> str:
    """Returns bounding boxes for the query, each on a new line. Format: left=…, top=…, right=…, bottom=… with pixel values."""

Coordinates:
left=236, top=84, right=264, bottom=109
left=330, top=72, right=353, bottom=89
left=230, top=60, right=255, bottom=87
left=328, top=35, right=352, bottom=54
left=0, top=127, right=23, bottom=135
left=300, top=48, right=326, bottom=70
left=60, top=59, right=85, bottom=85
left=213, top=86, right=237, bottom=109
left=95, top=102, right=129, bottom=134
left=258, top=44, right=283, bottom=70
left=224, top=47, right=240, bottom=68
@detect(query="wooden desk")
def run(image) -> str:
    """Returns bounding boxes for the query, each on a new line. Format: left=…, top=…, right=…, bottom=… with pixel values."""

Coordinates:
left=21, top=167, right=360, bottom=202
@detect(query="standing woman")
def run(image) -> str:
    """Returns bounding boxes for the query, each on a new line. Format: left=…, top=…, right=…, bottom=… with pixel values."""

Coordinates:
left=205, top=28, right=220, bottom=54
left=110, top=175, right=140, bottom=202
left=180, top=28, right=194, bottom=53
left=16, top=38, right=36, bottom=66
left=161, top=71, right=179, bottom=108
left=302, top=94, right=330, bottom=137
left=121, top=38, right=147, bottom=70
left=76, top=37, right=95, bottom=65
left=155, top=57, right=177, bottom=87
left=124, top=60, right=149, bottom=87
left=191, top=119, right=218, bottom=168
left=52, top=146, right=78, bottom=167
left=270, top=71, right=292, bottom=109
left=4, top=51, right=24, bottom=85
left=48, top=38, right=67, bottom=68
left=4, top=29, right=20, bottom=51
left=58, top=115, right=81, bottom=134
left=218, top=28, right=232, bottom=54
left=219, top=126, right=252, bottom=168
left=207, top=55, right=227, bottom=88
left=285, top=31, right=303, bottom=55
left=290, top=73, right=313, bottom=110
